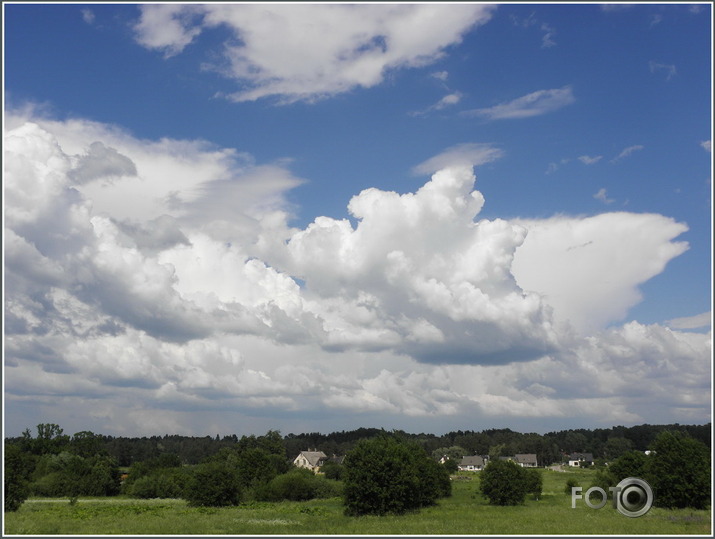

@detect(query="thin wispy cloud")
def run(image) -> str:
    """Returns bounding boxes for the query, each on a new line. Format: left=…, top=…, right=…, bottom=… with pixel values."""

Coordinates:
left=81, top=8, right=95, bottom=25
left=600, top=5, right=634, bottom=13
left=411, top=92, right=463, bottom=117
left=665, top=311, right=712, bottom=330
left=510, top=12, right=557, bottom=48
left=578, top=155, right=602, bottom=165
left=649, top=61, right=677, bottom=81
left=700, top=140, right=711, bottom=152
left=540, top=23, right=556, bottom=48
left=593, top=187, right=615, bottom=204
left=545, top=158, right=569, bottom=175
left=649, top=14, right=663, bottom=27
left=611, top=144, right=645, bottom=163
left=412, top=142, right=504, bottom=175
left=463, top=86, right=575, bottom=120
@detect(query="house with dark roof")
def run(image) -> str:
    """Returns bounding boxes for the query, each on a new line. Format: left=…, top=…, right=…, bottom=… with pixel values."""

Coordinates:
left=514, top=453, right=538, bottom=467
left=457, top=455, right=485, bottom=471
left=567, top=452, right=594, bottom=467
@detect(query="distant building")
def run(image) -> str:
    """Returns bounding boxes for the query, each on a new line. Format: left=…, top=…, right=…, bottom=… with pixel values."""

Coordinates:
left=293, top=450, right=327, bottom=472
left=458, top=455, right=485, bottom=471
left=514, top=453, right=538, bottom=467
left=567, top=452, right=594, bottom=467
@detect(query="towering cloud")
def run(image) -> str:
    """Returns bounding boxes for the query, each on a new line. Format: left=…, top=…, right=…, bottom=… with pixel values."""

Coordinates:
left=3, top=116, right=708, bottom=436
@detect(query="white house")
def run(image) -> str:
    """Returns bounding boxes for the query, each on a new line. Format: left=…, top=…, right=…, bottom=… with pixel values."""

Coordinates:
left=567, top=452, right=594, bottom=467
left=293, top=450, right=327, bottom=472
left=458, top=455, right=485, bottom=471
left=514, top=454, right=538, bottom=467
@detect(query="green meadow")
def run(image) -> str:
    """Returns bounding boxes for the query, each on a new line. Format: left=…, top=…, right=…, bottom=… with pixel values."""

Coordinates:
left=4, top=468, right=711, bottom=535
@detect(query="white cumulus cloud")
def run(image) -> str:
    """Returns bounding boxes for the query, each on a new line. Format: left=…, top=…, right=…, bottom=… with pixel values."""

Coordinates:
left=3, top=113, right=709, bottom=436
left=133, top=4, right=496, bottom=103
left=511, top=213, right=689, bottom=334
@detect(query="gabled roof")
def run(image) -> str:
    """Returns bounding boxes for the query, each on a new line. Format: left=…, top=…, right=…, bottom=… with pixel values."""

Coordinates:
left=326, top=455, right=345, bottom=465
left=568, top=452, right=594, bottom=461
left=297, top=450, right=327, bottom=466
left=514, top=453, right=538, bottom=465
left=459, top=455, right=484, bottom=467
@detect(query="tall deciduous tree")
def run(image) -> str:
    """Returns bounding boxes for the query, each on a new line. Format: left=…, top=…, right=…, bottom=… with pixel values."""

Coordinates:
left=646, top=431, right=711, bottom=509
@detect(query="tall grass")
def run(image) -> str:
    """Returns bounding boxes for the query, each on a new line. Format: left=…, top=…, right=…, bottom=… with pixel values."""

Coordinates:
left=4, top=469, right=711, bottom=535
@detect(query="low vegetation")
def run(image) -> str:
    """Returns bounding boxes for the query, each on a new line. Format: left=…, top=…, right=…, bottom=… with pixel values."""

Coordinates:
left=4, top=422, right=711, bottom=534
left=4, top=470, right=711, bottom=535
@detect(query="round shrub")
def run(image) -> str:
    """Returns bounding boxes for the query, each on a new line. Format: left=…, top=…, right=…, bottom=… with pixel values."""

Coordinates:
left=184, top=462, right=241, bottom=507
left=343, top=434, right=448, bottom=516
left=480, top=459, right=527, bottom=506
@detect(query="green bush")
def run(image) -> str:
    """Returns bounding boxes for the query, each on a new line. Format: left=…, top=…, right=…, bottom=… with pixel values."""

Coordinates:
left=609, top=450, right=648, bottom=481
left=645, top=430, right=711, bottom=510
left=564, top=478, right=580, bottom=495
left=590, top=469, right=616, bottom=498
left=480, top=459, right=528, bottom=506
left=256, top=468, right=341, bottom=502
left=524, top=468, right=543, bottom=500
left=128, top=469, right=187, bottom=499
left=183, top=462, right=241, bottom=507
left=27, top=453, right=120, bottom=497
left=320, top=460, right=344, bottom=480
left=4, top=443, right=30, bottom=511
left=342, top=434, right=449, bottom=516
left=442, top=458, right=459, bottom=474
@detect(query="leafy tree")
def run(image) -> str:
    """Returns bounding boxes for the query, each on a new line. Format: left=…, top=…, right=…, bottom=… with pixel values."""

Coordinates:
left=590, top=469, right=616, bottom=497
left=480, top=459, right=528, bottom=505
left=442, top=458, right=459, bottom=474
left=524, top=468, right=543, bottom=500
left=28, top=452, right=120, bottom=497
left=343, top=434, right=448, bottom=516
left=236, top=448, right=285, bottom=489
left=70, top=431, right=105, bottom=458
left=431, top=446, right=467, bottom=461
left=608, top=450, right=648, bottom=481
left=564, top=478, right=580, bottom=495
left=320, top=460, right=344, bottom=480
left=4, top=443, right=31, bottom=511
left=488, top=443, right=507, bottom=460
left=645, top=430, right=711, bottom=509
left=123, top=453, right=185, bottom=499
left=604, top=436, right=633, bottom=460
left=184, top=461, right=241, bottom=507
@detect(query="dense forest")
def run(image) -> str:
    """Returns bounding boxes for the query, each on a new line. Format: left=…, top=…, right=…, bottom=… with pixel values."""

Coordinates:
left=6, top=422, right=711, bottom=468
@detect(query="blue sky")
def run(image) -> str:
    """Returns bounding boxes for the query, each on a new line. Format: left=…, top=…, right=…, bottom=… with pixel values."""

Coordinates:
left=3, top=3, right=712, bottom=438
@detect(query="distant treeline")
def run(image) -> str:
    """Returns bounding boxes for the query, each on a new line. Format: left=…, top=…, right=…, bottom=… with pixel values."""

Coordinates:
left=5, top=422, right=710, bottom=468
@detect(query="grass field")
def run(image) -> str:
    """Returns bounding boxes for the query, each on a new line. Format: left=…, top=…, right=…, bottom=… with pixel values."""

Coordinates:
left=4, top=468, right=711, bottom=535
